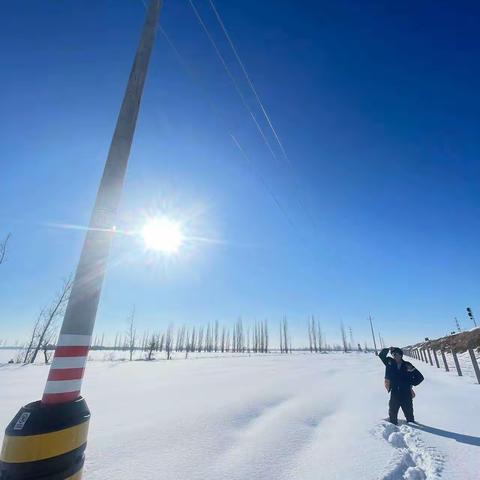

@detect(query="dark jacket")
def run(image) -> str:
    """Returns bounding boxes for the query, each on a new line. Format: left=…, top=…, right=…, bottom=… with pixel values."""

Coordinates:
left=379, top=348, right=424, bottom=394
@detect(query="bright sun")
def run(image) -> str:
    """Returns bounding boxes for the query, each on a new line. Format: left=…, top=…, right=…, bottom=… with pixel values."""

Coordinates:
left=142, top=217, right=184, bottom=254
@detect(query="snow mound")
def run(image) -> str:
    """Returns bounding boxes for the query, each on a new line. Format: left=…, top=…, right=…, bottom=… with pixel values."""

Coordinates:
left=404, top=466, right=426, bottom=480
left=388, top=431, right=407, bottom=448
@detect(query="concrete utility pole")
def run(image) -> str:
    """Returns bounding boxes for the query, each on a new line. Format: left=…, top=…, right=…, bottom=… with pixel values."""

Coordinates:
left=369, top=316, right=378, bottom=354
left=455, top=317, right=462, bottom=332
left=0, top=2, right=163, bottom=479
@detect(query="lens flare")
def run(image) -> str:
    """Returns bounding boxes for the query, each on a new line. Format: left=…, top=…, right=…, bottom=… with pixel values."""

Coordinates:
left=142, top=217, right=184, bottom=254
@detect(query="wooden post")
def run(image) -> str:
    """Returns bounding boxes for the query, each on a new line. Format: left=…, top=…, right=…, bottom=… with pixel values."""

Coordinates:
left=440, top=349, right=449, bottom=372
left=421, top=349, right=427, bottom=363
left=452, top=349, right=462, bottom=376
left=468, top=349, right=480, bottom=384
left=426, top=348, right=433, bottom=366
left=432, top=348, right=440, bottom=368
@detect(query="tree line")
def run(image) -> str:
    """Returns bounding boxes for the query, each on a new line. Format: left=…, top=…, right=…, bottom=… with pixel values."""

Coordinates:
left=3, top=269, right=375, bottom=364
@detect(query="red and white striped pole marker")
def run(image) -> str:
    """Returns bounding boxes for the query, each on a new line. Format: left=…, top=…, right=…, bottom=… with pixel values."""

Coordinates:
left=42, top=334, right=91, bottom=405
left=0, top=2, right=162, bottom=479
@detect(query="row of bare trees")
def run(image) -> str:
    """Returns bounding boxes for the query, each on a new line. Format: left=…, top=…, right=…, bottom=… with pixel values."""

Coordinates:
left=134, top=318, right=271, bottom=361
left=14, top=274, right=372, bottom=364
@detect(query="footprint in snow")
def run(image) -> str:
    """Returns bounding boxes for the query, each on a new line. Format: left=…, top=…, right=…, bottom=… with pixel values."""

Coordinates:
left=374, top=421, right=444, bottom=480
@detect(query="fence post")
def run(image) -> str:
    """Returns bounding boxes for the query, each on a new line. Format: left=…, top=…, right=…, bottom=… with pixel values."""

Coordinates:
left=422, top=349, right=427, bottom=363
left=468, top=349, right=480, bottom=384
left=426, top=348, right=433, bottom=366
left=452, top=349, right=462, bottom=376
left=440, top=349, right=449, bottom=372
left=432, top=348, right=440, bottom=368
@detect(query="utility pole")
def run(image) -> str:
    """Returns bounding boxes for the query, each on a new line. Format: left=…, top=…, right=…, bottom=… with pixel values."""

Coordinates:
left=455, top=317, right=462, bottom=332
left=369, top=316, right=378, bottom=355
left=0, top=2, right=163, bottom=479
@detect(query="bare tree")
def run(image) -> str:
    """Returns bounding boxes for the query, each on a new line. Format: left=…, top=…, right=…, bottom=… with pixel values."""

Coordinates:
left=235, top=318, right=244, bottom=353
left=24, top=310, right=44, bottom=363
left=214, top=321, right=219, bottom=352
left=185, top=329, right=191, bottom=359
left=141, top=331, right=148, bottom=353
left=225, top=329, right=230, bottom=352
left=190, top=327, right=196, bottom=353
left=220, top=326, right=226, bottom=353
left=0, top=233, right=11, bottom=265
left=126, top=306, right=136, bottom=361
left=317, top=321, right=323, bottom=352
left=165, top=325, right=174, bottom=360
left=308, top=316, right=318, bottom=353
left=308, top=319, right=313, bottom=353
left=232, top=323, right=237, bottom=353
left=158, top=332, right=165, bottom=352
left=175, top=325, right=186, bottom=352
left=146, top=332, right=158, bottom=360
left=264, top=320, right=269, bottom=353
left=197, top=326, right=204, bottom=352
left=29, top=276, right=73, bottom=364
left=41, top=331, right=56, bottom=364
left=279, top=320, right=283, bottom=353
left=206, top=323, right=212, bottom=352
left=340, top=322, right=348, bottom=353
left=283, top=317, right=289, bottom=354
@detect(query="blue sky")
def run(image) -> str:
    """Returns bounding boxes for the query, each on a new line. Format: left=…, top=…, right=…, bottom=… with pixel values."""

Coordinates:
left=1, top=0, right=479, bottom=347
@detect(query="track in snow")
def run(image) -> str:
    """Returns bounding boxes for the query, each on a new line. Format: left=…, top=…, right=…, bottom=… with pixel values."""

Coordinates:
left=374, top=421, right=445, bottom=480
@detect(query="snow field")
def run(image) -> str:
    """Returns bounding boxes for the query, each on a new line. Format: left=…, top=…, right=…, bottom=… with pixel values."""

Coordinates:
left=0, top=352, right=479, bottom=479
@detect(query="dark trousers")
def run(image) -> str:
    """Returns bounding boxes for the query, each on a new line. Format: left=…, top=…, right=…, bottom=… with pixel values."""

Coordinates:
left=389, top=391, right=414, bottom=424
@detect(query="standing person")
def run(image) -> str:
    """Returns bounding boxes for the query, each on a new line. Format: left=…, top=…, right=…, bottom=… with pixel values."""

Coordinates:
left=379, top=347, right=424, bottom=425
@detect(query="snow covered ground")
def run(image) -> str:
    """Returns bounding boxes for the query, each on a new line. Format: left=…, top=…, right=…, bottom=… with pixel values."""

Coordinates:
left=1, top=352, right=479, bottom=479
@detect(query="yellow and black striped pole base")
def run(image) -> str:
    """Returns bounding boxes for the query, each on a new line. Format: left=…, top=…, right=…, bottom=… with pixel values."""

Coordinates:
left=0, top=397, right=90, bottom=479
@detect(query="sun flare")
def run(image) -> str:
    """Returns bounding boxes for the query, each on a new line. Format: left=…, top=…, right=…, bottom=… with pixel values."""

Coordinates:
left=142, top=217, right=184, bottom=254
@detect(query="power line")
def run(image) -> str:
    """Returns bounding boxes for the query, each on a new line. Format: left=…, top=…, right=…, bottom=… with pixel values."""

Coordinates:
left=151, top=17, right=298, bottom=229
left=187, top=0, right=280, bottom=165
left=206, top=0, right=318, bottom=231
left=207, top=0, right=289, bottom=163
left=230, top=135, right=296, bottom=229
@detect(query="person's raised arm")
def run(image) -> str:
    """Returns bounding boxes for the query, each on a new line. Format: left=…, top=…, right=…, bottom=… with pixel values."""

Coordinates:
left=379, top=347, right=390, bottom=366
